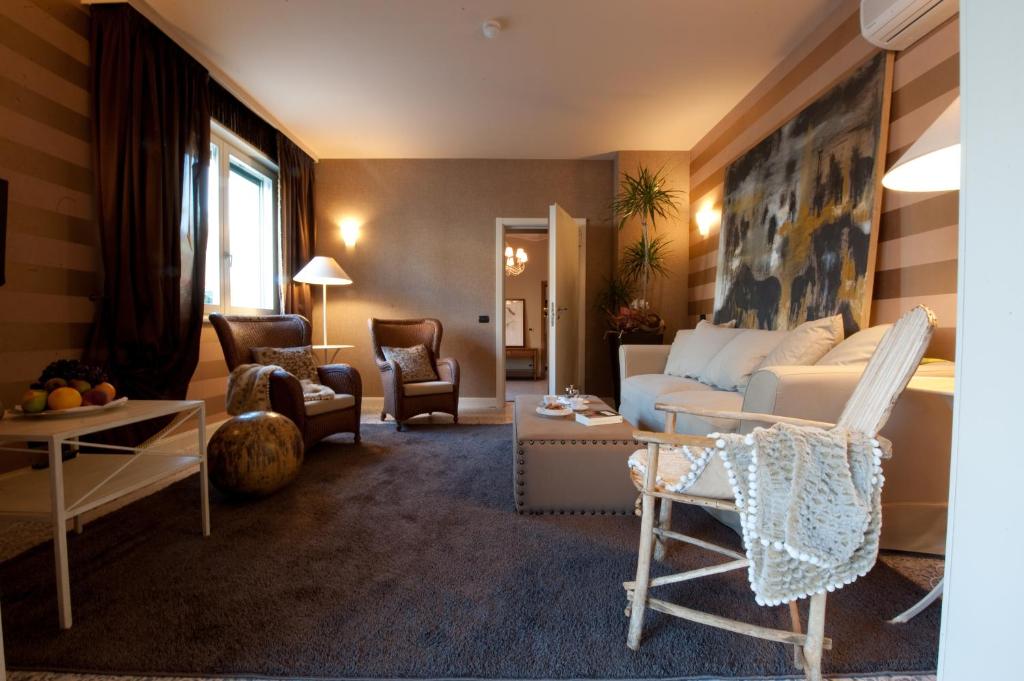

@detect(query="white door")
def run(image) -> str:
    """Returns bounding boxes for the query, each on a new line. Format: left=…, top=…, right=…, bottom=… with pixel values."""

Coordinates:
left=548, top=203, right=580, bottom=394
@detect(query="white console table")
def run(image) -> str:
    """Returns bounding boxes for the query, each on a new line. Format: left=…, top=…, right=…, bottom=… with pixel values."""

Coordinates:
left=0, top=399, right=209, bottom=631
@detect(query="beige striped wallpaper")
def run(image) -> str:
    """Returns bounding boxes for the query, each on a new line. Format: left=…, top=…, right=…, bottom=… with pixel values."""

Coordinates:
left=686, top=0, right=959, bottom=359
left=0, top=1, right=230, bottom=424
left=0, top=0, right=99, bottom=420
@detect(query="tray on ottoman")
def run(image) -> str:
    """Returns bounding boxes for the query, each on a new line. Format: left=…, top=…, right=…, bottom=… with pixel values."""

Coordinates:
left=513, top=395, right=638, bottom=515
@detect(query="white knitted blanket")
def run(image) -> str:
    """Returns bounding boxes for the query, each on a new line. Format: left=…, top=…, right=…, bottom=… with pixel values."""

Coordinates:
left=712, top=423, right=887, bottom=605
left=227, top=364, right=336, bottom=416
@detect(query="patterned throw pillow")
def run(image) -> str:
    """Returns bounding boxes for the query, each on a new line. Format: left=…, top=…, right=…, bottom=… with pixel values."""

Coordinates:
left=382, top=344, right=438, bottom=383
left=251, top=345, right=319, bottom=382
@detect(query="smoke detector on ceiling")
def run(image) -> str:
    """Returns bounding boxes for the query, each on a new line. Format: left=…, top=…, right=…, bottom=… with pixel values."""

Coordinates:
left=481, top=19, right=502, bottom=39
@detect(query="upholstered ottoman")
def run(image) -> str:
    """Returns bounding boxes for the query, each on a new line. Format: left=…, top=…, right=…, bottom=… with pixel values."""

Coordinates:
left=513, top=395, right=639, bottom=514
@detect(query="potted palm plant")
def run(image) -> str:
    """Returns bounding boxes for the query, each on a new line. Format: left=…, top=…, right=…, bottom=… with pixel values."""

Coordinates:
left=603, top=165, right=684, bottom=405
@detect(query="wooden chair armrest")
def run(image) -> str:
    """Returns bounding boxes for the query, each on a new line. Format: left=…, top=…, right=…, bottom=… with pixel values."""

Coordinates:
left=653, top=403, right=836, bottom=430
left=633, top=430, right=718, bottom=448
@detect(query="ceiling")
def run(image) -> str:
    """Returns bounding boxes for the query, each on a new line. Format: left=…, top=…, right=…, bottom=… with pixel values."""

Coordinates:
left=144, top=0, right=845, bottom=159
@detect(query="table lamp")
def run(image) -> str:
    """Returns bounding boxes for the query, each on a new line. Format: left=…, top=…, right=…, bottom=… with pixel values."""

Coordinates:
left=293, top=256, right=352, bottom=348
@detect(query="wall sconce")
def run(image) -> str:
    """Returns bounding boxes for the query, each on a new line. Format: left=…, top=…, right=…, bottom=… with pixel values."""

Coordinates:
left=339, top=217, right=361, bottom=247
left=695, top=204, right=720, bottom=237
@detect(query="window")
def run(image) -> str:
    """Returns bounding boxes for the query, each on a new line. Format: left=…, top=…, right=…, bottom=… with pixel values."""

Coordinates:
left=205, top=124, right=280, bottom=315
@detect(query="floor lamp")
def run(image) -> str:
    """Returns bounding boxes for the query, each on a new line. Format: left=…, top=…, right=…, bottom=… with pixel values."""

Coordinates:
left=293, top=256, right=353, bottom=356
left=880, top=96, right=959, bottom=624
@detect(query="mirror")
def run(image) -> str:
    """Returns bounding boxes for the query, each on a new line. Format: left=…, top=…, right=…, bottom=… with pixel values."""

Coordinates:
left=505, top=298, right=525, bottom=347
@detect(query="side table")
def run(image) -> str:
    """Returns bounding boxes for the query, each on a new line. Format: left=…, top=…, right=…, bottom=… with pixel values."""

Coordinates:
left=0, top=399, right=209, bottom=629
left=313, top=344, right=354, bottom=364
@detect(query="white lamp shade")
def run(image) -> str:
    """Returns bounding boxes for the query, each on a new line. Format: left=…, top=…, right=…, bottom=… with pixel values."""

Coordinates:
left=293, top=256, right=352, bottom=285
left=882, top=97, right=960, bottom=192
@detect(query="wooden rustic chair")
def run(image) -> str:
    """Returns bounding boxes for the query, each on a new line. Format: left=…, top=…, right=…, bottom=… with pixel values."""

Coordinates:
left=624, top=305, right=936, bottom=681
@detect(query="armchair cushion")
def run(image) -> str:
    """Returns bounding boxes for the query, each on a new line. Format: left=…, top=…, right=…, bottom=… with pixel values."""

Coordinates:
left=252, top=345, right=318, bottom=382
left=404, top=380, right=454, bottom=397
left=305, top=394, right=356, bottom=416
left=382, top=344, right=438, bottom=383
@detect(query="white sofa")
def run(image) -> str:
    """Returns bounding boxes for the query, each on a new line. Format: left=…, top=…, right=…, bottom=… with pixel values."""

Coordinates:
left=620, top=322, right=953, bottom=555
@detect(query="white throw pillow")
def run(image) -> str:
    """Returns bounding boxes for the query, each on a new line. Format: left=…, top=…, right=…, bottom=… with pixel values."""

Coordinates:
left=817, top=324, right=893, bottom=366
left=664, top=321, right=743, bottom=378
left=759, top=315, right=844, bottom=369
left=699, top=329, right=787, bottom=391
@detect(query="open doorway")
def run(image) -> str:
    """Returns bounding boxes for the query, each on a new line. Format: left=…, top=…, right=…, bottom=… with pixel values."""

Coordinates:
left=503, top=230, right=548, bottom=402
left=495, top=211, right=586, bottom=407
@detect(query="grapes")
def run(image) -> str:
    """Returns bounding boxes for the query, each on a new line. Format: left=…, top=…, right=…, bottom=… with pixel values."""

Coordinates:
left=37, top=359, right=108, bottom=386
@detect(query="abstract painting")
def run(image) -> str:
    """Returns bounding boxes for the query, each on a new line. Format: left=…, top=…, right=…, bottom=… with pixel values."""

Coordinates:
left=713, top=52, right=892, bottom=332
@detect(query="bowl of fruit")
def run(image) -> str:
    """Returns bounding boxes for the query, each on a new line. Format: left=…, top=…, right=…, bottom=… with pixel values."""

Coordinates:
left=14, top=360, right=125, bottom=418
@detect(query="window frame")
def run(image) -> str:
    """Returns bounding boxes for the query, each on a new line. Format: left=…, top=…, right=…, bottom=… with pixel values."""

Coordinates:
left=204, top=121, right=281, bottom=318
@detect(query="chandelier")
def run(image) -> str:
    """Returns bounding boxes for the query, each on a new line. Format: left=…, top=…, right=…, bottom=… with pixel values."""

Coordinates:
left=504, top=244, right=528, bottom=276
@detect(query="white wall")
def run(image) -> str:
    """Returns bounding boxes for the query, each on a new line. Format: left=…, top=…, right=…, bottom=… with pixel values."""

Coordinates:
left=938, top=4, right=1024, bottom=679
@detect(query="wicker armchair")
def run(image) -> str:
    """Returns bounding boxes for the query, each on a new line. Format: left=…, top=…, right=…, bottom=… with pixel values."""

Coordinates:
left=368, top=318, right=460, bottom=430
left=209, top=313, right=361, bottom=449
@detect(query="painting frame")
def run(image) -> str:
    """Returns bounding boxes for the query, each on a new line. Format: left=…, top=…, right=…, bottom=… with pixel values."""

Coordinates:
left=505, top=298, right=526, bottom=348
left=712, top=51, right=895, bottom=333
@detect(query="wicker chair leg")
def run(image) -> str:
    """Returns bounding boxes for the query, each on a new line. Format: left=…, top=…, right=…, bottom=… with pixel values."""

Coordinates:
left=380, top=411, right=387, bottom=421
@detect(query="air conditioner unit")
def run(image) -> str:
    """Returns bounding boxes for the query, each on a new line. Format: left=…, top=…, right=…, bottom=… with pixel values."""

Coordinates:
left=860, top=0, right=958, bottom=50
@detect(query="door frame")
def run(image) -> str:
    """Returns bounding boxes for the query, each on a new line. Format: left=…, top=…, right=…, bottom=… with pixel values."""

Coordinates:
left=495, top=216, right=586, bottom=408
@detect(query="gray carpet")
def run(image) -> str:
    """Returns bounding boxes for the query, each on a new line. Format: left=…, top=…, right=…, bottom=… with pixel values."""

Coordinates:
left=0, top=424, right=940, bottom=678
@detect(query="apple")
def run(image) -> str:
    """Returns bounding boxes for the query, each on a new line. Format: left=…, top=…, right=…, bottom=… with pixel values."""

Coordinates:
left=44, top=377, right=68, bottom=392
left=69, top=379, right=91, bottom=394
left=82, top=388, right=112, bottom=406
left=21, top=389, right=48, bottom=413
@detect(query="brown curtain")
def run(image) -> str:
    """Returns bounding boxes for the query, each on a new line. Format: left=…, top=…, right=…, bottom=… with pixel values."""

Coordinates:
left=278, top=134, right=316, bottom=318
left=210, top=80, right=278, bottom=162
left=86, top=5, right=210, bottom=406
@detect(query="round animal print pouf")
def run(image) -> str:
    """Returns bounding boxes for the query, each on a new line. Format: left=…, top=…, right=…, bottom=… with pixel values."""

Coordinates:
left=207, top=411, right=304, bottom=497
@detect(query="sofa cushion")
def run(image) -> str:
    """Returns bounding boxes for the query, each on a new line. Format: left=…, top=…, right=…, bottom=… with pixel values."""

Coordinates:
left=404, top=380, right=454, bottom=397
left=304, top=394, right=355, bottom=416
left=760, top=315, right=843, bottom=368
left=664, top=321, right=743, bottom=378
left=620, top=374, right=713, bottom=431
left=699, top=329, right=787, bottom=391
left=817, top=324, right=893, bottom=366
left=656, top=389, right=745, bottom=435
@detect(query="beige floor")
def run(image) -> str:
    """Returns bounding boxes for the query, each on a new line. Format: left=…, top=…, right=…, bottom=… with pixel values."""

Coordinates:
left=1, top=405, right=942, bottom=681
left=505, top=377, right=548, bottom=401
